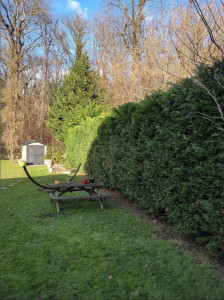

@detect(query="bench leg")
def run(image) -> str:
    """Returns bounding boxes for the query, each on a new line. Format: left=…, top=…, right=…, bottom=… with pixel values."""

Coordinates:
left=98, top=189, right=104, bottom=210
left=55, top=191, right=60, bottom=212
left=49, top=192, right=53, bottom=202
left=56, top=200, right=60, bottom=212
left=99, top=199, right=104, bottom=210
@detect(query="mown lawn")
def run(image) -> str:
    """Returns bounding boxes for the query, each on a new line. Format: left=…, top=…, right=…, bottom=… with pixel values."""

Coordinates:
left=0, top=160, right=224, bottom=300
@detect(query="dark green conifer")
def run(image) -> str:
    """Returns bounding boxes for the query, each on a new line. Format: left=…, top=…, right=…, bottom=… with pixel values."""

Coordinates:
left=47, top=25, right=106, bottom=142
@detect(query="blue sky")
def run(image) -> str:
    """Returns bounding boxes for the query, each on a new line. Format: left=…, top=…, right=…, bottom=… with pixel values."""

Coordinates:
left=52, top=0, right=103, bottom=19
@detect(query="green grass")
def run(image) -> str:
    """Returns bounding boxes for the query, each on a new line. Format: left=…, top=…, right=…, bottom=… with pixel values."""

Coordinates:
left=1, top=160, right=224, bottom=300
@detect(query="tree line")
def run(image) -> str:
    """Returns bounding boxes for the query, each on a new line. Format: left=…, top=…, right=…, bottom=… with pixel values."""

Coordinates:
left=1, top=0, right=223, bottom=161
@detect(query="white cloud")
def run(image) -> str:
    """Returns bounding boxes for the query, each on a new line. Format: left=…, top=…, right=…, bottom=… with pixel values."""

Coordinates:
left=67, top=0, right=81, bottom=10
left=67, top=0, right=88, bottom=18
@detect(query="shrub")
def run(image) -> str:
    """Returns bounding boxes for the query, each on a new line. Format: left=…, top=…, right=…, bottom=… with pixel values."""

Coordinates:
left=44, top=145, right=64, bottom=164
left=66, top=112, right=111, bottom=170
left=85, top=68, right=224, bottom=258
left=52, top=149, right=64, bottom=164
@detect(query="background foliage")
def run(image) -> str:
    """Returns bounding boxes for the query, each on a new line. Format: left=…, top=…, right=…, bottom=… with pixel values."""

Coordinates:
left=66, top=111, right=111, bottom=170
left=81, top=61, right=224, bottom=258
left=2, top=1, right=223, bottom=161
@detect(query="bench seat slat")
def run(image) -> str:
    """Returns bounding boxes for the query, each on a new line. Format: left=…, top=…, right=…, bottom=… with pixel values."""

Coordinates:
left=52, top=195, right=109, bottom=201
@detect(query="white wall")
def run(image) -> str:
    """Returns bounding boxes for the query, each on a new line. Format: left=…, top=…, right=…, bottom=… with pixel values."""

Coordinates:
left=22, top=146, right=27, bottom=161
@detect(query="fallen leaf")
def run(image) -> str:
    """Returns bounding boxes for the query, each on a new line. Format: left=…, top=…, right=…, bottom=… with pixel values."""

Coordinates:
left=131, top=291, right=139, bottom=296
left=143, top=261, right=152, bottom=269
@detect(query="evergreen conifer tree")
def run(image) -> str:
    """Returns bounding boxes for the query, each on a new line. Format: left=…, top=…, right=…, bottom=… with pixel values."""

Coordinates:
left=47, top=26, right=106, bottom=142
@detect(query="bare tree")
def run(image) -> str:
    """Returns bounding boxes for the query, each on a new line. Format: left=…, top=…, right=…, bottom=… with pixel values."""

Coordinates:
left=37, top=12, right=58, bottom=142
left=0, top=0, right=48, bottom=160
left=63, top=13, right=88, bottom=60
left=105, top=0, right=151, bottom=59
left=168, top=0, right=224, bottom=126
left=190, top=0, right=224, bottom=56
left=92, top=0, right=156, bottom=105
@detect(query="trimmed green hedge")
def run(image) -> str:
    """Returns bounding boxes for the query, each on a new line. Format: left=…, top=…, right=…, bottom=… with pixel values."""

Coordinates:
left=66, top=112, right=111, bottom=170
left=85, top=76, right=224, bottom=258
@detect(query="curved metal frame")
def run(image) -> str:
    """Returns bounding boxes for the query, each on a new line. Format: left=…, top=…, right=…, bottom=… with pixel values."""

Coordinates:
left=22, top=162, right=81, bottom=189
left=67, top=162, right=81, bottom=183
left=23, top=165, right=49, bottom=189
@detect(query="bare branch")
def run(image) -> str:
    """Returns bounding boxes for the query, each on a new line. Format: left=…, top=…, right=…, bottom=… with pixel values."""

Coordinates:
left=194, top=78, right=224, bottom=121
left=190, top=0, right=224, bottom=56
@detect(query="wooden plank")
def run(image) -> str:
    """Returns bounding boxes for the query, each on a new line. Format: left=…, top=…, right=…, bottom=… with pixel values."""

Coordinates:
left=51, top=195, right=109, bottom=201
left=99, top=199, right=104, bottom=210
left=47, top=182, right=105, bottom=189
left=57, top=187, right=82, bottom=197
left=56, top=200, right=60, bottom=212
left=55, top=191, right=60, bottom=212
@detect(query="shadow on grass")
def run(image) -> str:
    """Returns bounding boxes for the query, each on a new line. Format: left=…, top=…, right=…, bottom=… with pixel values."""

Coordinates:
left=2, top=162, right=224, bottom=299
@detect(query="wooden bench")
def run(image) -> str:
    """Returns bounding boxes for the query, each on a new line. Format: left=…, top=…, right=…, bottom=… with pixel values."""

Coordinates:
left=52, top=194, right=109, bottom=212
left=47, top=182, right=108, bottom=212
left=51, top=195, right=109, bottom=201
left=23, top=163, right=109, bottom=213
